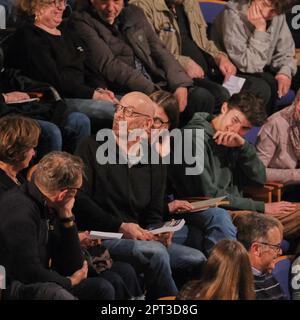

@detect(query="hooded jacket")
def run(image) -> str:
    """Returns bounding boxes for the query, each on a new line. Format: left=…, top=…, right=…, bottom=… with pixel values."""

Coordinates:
left=211, top=0, right=297, bottom=78
left=168, top=112, right=266, bottom=212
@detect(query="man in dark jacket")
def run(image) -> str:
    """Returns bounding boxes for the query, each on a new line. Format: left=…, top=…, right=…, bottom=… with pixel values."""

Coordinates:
left=0, top=151, right=115, bottom=299
left=69, top=0, right=215, bottom=125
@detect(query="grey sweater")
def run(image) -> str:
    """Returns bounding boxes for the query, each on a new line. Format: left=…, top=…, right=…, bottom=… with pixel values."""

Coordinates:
left=211, top=0, right=297, bottom=78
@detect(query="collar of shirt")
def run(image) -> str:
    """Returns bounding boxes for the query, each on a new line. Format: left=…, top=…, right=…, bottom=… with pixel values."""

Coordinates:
left=252, top=266, right=262, bottom=276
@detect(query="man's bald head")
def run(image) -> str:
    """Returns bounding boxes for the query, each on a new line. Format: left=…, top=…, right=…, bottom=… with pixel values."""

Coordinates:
left=119, top=92, right=155, bottom=118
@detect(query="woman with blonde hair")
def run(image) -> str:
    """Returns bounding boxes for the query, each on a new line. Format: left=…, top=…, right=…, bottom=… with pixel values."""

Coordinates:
left=177, top=239, right=256, bottom=300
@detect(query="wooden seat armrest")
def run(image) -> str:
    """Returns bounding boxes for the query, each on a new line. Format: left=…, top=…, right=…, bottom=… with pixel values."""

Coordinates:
left=265, top=182, right=284, bottom=189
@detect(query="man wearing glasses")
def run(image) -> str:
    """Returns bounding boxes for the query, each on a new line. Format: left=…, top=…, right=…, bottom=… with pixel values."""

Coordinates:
left=236, top=212, right=286, bottom=300
left=75, top=91, right=208, bottom=299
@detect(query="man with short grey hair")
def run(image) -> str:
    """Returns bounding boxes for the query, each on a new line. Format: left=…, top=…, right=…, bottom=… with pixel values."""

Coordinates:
left=236, top=212, right=286, bottom=300
left=0, top=151, right=116, bottom=300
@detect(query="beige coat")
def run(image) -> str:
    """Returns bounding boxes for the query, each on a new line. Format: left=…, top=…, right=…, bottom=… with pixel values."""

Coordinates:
left=130, top=0, right=224, bottom=70
left=256, top=105, right=300, bottom=185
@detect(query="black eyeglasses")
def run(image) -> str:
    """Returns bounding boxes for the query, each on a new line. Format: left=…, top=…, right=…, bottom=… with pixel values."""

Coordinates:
left=153, top=117, right=170, bottom=129
left=255, top=241, right=282, bottom=254
left=116, top=104, right=151, bottom=118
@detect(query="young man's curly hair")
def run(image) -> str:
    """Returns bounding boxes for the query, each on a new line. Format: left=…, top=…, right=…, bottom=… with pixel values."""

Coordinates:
left=227, top=91, right=267, bottom=127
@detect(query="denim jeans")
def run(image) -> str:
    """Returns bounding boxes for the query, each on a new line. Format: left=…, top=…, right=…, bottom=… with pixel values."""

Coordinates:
left=37, top=112, right=91, bottom=156
left=103, top=238, right=178, bottom=299
left=104, top=232, right=209, bottom=299
left=65, top=98, right=116, bottom=120
left=173, top=208, right=237, bottom=256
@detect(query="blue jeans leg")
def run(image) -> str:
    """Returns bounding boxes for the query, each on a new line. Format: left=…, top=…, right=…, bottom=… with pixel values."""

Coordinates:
left=103, top=239, right=178, bottom=299
left=184, top=208, right=237, bottom=256
left=65, top=98, right=116, bottom=120
left=169, top=226, right=206, bottom=283
left=62, top=112, right=91, bottom=153
left=37, top=120, right=62, bottom=155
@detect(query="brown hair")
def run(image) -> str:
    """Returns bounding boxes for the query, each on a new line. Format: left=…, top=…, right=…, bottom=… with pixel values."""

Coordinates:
left=0, top=116, right=40, bottom=166
left=227, top=91, right=267, bottom=126
left=269, top=0, right=297, bottom=15
left=178, top=240, right=256, bottom=300
left=34, top=151, right=84, bottom=193
left=149, top=90, right=179, bottom=130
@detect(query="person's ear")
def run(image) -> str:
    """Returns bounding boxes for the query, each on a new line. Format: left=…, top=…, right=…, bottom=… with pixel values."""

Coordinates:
left=57, top=189, right=68, bottom=202
left=220, top=102, right=229, bottom=115
left=144, top=118, right=154, bottom=134
left=251, top=243, right=261, bottom=257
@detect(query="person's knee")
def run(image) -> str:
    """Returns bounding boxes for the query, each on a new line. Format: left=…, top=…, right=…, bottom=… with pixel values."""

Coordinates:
left=66, top=112, right=91, bottom=135
left=39, top=121, right=62, bottom=151
left=209, top=208, right=237, bottom=237
left=88, top=278, right=115, bottom=300
left=142, top=241, right=171, bottom=266
left=36, top=283, right=77, bottom=300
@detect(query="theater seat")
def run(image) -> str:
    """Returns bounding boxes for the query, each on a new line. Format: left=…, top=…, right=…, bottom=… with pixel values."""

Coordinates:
left=275, top=90, right=295, bottom=110
left=272, top=255, right=294, bottom=300
left=199, top=0, right=226, bottom=24
left=244, top=127, right=260, bottom=145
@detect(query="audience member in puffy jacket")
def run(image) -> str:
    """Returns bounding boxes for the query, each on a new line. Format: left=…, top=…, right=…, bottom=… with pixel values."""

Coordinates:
left=68, top=0, right=215, bottom=126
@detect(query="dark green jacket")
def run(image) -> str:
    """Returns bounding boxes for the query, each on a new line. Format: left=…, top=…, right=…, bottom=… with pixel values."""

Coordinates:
left=168, top=112, right=266, bottom=212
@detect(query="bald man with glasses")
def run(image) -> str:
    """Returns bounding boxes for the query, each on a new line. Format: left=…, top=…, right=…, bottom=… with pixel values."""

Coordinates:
left=74, top=91, right=209, bottom=298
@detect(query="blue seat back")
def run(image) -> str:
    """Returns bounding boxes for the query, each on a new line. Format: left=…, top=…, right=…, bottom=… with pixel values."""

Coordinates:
left=199, top=1, right=226, bottom=24
left=244, top=126, right=260, bottom=145
left=275, top=89, right=295, bottom=110
left=272, top=257, right=292, bottom=300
